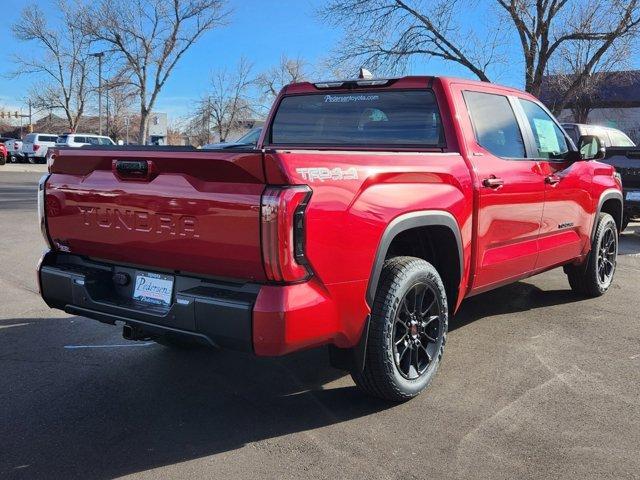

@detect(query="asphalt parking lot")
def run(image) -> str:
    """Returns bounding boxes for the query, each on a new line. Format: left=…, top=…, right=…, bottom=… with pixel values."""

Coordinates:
left=1, top=170, right=640, bottom=480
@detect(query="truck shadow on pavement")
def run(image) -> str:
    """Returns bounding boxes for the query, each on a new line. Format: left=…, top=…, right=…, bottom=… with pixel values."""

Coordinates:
left=619, top=223, right=640, bottom=255
left=451, top=281, right=583, bottom=332
left=0, top=275, right=618, bottom=479
left=0, top=321, right=388, bottom=480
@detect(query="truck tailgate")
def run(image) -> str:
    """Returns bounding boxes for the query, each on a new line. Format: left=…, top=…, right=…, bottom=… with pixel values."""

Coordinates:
left=45, top=148, right=267, bottom=281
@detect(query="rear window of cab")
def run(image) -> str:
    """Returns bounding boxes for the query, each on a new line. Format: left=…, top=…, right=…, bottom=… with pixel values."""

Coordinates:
left=269, top=90, right=444, bottom=147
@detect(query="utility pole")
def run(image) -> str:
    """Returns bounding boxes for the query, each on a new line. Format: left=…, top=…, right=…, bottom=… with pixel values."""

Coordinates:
left=91, top=51, right=105, bottom=135
left=105, top=85, right=110, bottom=136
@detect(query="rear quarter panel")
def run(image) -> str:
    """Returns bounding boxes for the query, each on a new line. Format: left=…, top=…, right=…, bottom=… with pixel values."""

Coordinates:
left=266, top=149, right=474, bottom=345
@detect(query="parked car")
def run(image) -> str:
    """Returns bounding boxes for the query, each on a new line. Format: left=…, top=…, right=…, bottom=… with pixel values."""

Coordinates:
left=562, top=124, right=639, bottom=230
left=21, top=133, right=58, bottom=164
left=38, top=75, right=622, bottom=402
left=600, top=146, right=640, bottom=230
left=0, top=142, right=6, bottom=165
left=562, top=123, right=635, bottom=148
left=202, top=127, right=262, bottom=149
left=5, top=138, right=24, bottom=163
left=55, top=133, right=116, bottom=147
left=0, top=137, right=18, bottom=163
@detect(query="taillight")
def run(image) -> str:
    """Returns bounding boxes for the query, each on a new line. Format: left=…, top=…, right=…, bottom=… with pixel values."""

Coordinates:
left=46, top=151, right=56, bottom=172
left=37, top=174, right=52, bottom=248
left=261, top=185, right=312, bottom=282
left=33, top=144, right=40, bottom=152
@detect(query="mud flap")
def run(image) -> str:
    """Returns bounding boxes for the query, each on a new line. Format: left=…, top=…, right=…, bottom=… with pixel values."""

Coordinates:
left=328, top=315, right=370, bottom=373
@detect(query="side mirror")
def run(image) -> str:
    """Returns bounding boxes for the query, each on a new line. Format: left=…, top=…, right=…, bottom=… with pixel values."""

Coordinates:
left=578, top=135, right=606, bottom=161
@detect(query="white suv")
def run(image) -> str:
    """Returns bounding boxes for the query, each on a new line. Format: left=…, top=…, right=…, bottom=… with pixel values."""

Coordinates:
left=56, top=133, right=115, bottom=148
left=21, top=133, right=59, bottom=164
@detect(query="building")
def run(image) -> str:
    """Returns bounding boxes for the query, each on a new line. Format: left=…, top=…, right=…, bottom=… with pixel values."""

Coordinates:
left=540, top=70, right=640, bottom=143
left=147, top=112, right=168, bottom=145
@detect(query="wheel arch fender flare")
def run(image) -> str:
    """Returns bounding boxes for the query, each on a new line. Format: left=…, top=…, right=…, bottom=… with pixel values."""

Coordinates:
left=593, top=189, right=623, bottom=239
left=332, top=211, right=463, bottom=375
left=365, top=210, right=464, bottom=307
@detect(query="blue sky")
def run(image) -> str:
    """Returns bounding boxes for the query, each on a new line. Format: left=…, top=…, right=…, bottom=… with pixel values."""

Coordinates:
left=2, top=0, right=636, bottom=124
left=0, top=0, right=346, bottom=121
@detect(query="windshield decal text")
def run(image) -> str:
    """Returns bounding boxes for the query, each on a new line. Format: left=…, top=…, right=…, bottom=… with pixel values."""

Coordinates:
left=324, top=94, right=379, bottom=103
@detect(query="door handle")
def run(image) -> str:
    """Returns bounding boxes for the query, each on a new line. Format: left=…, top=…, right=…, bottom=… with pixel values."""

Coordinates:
left=482, top=176, right=504, bottom=189
left=545, top=174, right=561, bottom=185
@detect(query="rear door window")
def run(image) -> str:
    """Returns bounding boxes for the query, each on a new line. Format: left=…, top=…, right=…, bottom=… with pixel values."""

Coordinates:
left=270, top=90, right=444, bottom=147
left=74, top=136, right=87, bottom=144
left=464, top=91, right=526, bottom=158
left=98, top=137, right=113, bottom=145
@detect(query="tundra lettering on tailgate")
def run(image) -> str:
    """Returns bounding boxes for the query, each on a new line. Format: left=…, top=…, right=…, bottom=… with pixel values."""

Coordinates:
left=78, top=206, right=199, bottom=237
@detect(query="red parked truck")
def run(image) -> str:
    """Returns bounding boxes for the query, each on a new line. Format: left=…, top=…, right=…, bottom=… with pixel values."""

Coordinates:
left=38, top=76, right=623, bottom=401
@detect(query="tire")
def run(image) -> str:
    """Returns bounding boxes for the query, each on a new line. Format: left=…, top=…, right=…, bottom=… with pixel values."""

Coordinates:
left=0, top=154, right=5, bottom=166
left=9, top=154, right=17, bottom=163
left=352, top=256, right=448, bottom=402
left=565, top=212, right=618, bottom=297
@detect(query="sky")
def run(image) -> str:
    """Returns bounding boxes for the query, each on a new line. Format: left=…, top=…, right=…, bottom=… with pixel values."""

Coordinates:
left=0, top=0, right=347, bottom=122
left=2, top=0, right=637, bottom=125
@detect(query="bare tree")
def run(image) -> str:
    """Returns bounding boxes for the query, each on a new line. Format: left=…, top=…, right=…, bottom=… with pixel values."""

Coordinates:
left=321, top=0, right=508, bottom=80
left=500, top=0, right=640, bottom=106
left=322, top=0, right=640, bottom=103
left=104, top=74, right=138, bottom=141
left=195, top=59, right=256, bottom=143
left=12, top=1, right=93, bottom=131
left=545, top=35, right=634, bottom=120
left=82, top=0, right=228, bottom=143
left=184, top=110, right=213, bottom=146
left=256, top=55, right=310, bottom=101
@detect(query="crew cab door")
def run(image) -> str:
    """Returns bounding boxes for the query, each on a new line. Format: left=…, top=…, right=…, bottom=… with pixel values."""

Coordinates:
left=458, top=89, right=547, bottom=291
left=516, top=99, right=592, bottom=269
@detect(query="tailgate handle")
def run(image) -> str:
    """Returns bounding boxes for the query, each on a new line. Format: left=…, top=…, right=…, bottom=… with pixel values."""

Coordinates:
left=113, top=159, right=155, bottom=180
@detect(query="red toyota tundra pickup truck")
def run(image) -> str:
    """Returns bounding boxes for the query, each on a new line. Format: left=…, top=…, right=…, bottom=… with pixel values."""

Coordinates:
left=38, top=76, right=623, bottom=401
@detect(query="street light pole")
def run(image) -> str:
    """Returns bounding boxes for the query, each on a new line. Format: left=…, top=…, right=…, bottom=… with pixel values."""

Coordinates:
left=91, top=51, right=105, bottom=135
left=105, top=85, right=110, bottom=136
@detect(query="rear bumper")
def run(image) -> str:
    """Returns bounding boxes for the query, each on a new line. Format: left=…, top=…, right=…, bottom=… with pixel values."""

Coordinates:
left=39, top=251, right=257, bottom=351
left=38, top=251, right=363, bottom=356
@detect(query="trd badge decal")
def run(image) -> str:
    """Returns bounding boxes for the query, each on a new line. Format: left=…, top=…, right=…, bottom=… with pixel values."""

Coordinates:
left=296, top=167, right=358, bottom=182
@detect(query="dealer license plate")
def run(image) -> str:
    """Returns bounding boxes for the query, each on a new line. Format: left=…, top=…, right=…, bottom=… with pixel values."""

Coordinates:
left=132, top=271, right=174, bottom=307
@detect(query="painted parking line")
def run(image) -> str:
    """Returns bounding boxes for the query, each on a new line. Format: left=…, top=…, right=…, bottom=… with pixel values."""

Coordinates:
left=64, top=342, right=155, bottom=349
left=0, top=323, right=31, bottom=330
